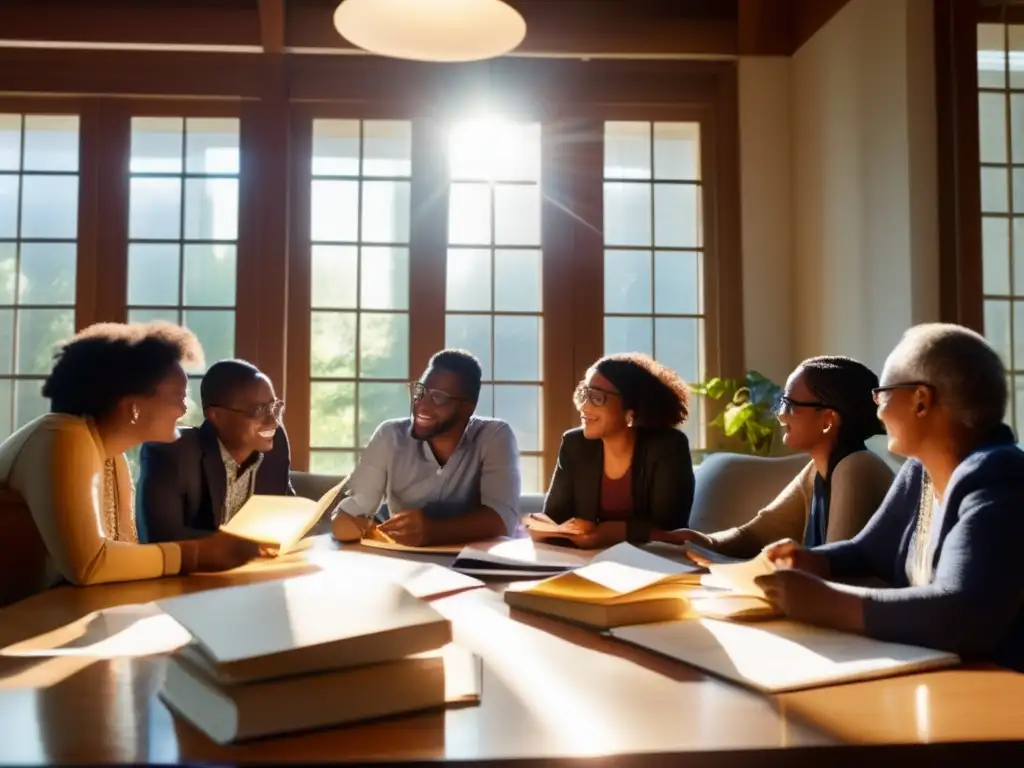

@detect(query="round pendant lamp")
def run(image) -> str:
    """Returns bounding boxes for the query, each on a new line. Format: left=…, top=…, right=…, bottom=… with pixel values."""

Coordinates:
left=333, top=0, right=527, bottom=62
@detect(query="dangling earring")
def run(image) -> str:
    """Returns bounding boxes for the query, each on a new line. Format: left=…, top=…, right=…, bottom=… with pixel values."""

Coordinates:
left=130, top=404, right=140, bottom=426
left=626, top=413, right=634, bottom=428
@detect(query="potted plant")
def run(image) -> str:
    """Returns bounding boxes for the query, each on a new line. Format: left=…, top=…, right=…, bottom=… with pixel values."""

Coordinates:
left=691, top=371, right=783, bottom=457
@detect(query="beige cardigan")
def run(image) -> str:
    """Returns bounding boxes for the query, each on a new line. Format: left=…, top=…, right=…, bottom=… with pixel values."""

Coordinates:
left=707, top=450, right=895, bottom=557
left=0, top=414, right=182, bottom=606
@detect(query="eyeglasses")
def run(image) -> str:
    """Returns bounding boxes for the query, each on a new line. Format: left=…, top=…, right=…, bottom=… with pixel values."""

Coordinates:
left=409, top=382, right=468, bottom=408
left=775, top=395, right=828, bottom=416
left=211, top=399, right=285, bottom=420
left=871, top=382, right=933, bottom=405
left=573, top=383, right=620, bottom=408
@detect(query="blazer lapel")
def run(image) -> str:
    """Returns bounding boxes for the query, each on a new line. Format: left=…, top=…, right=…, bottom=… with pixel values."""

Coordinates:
left=577, top=438, right=603, bottom=521
left=199, top=423, right=227, bottom=524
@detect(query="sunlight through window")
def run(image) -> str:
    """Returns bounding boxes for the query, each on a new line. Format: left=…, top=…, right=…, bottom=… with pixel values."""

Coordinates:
left=445, top=117, right=544, bottom=492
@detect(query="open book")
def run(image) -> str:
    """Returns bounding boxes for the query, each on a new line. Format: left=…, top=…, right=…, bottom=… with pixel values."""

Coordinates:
left=504, top=543, right=780, bottom=629
left=504, top=543, right=713, bottom=628
left=611, top=618, right=960, bottom=693
left=222, top=484, right=342, bottom=554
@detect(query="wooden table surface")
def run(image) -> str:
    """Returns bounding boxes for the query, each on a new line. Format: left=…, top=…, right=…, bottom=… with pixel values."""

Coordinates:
left=1, top=536, right=1023, bottom=765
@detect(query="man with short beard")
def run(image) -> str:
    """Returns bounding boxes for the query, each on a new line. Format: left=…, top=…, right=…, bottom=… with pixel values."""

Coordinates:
left=331, top=349, right=521, bottom=547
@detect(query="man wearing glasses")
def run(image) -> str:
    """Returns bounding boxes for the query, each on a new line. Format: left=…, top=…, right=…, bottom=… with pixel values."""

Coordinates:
left=331, top=349, right=521, bottom=547
left=136, top=359, right=294, bottom=542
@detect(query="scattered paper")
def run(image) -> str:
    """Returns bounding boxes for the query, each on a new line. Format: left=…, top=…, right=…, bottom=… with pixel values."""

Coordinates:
left=1, top=604, right=191, bottom=659
left=702, top=552, right=777, bottom=598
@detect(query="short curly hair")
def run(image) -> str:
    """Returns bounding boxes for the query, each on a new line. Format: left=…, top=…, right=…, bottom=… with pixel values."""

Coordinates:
left=592, top=353, right=690, bottom=428
left=43, top=321, right=203, bottom=420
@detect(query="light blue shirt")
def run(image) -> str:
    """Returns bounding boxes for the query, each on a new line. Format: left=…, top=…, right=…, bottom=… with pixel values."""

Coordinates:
left=337, top=416, right=522, bottom=535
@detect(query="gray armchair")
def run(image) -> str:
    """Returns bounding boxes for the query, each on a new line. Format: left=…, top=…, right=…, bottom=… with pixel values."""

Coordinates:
left=688, top=452, right=810, bottom=533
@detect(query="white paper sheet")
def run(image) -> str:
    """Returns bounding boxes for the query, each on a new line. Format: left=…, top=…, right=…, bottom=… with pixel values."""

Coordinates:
left=702, top=552, right=777, bottom=598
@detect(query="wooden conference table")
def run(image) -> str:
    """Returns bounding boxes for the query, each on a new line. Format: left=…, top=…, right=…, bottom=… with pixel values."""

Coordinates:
left=0, top=536, right=1023, bottom=766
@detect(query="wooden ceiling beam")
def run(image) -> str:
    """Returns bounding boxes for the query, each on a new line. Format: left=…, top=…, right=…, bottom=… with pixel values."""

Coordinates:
left=790, top=0, right=854, bottom=54
left=259, top=0, right=287, bottom=54
left=0, top=2, right=261, bottom=49
left=737, top=0, right=794, bottom=56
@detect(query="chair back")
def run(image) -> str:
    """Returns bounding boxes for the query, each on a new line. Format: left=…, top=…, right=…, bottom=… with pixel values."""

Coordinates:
left=689, top=452, right=810, bottom=533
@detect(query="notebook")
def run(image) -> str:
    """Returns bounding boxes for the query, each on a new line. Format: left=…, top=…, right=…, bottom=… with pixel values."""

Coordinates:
left=221, top=485, right=342, bottom=554
left=452, top=537, right=596, bottom=578
left=161, top=644, right=481, bottom=744
left=156, top=573, right=451, bottom=684
left=503, top=543, right=738, bottom=628
left=610, top=619, right=960, bottom=693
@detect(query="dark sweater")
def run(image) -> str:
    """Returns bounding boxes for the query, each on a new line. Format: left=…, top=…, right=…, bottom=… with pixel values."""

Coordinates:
left=543, top=427, right=694, bottom=543
left=816, top=425, right=1024, bottom=670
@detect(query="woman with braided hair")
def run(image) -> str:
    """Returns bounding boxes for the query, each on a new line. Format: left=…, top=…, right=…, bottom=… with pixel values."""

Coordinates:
left=659, top=356, right=894, bottom=557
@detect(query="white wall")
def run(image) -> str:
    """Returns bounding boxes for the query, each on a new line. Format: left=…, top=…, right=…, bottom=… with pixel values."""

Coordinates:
left=789, top=0, right=940, bottom=373
left=738, top=56, right=794, bottom=386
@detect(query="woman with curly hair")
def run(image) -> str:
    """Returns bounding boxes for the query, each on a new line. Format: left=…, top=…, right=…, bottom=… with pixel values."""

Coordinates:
left=0, top=321, right=264, bottom=607
left=658, top=356, right=894, bottom=557
left=539, top=353, right=694, bottom=549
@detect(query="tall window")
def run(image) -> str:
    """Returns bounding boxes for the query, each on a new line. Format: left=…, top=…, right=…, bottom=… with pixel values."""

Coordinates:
left=444, top=119, right=544, bottom=492
left=601, top=121, right=704, bottom=445
left=308, top=119, right=412, bottom=475
left=978, top=23, right=1024, bottom=439
left=0, top=114, right=78, bottom=440
left=126, top=117, right=240, bottom=424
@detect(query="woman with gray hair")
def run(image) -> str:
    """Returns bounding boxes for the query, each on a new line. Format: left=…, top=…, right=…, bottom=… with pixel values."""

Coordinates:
left=754, top=323, right=1024, bottom=670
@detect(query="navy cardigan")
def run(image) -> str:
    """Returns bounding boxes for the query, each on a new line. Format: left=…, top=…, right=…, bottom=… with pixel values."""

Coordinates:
left=817, top=425, right=1024, bottom=670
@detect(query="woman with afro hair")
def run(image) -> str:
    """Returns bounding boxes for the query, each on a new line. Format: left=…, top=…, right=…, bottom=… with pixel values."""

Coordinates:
left=0, top=321, right=264, bottom=607
left=538, top=353, right=694, bottom=549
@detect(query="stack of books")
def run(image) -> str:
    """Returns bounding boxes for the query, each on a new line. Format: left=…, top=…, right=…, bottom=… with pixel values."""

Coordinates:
left=156, top=572, right=479, bottom=744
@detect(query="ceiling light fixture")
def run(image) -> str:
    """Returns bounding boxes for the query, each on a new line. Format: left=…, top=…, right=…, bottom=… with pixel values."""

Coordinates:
left=333, top=0, right=527, bottom=62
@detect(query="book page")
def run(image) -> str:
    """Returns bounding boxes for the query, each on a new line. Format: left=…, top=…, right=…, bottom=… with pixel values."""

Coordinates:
left=702, top=552, right=777, bottom=598
left=522, top=513, right=567, bottom=534
left=611, top=618, right=959, bottom=693
left=593, top=542, right=703, bottom=575
left=455, top=538, right=595, bottom=570
left=221, top=495, right=322, bottom=553
left=512, top=543, right=702, bottom=604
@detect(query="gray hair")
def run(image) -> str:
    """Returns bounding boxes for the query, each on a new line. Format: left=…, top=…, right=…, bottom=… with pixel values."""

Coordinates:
left=886, top=323, right=1007, bottom=432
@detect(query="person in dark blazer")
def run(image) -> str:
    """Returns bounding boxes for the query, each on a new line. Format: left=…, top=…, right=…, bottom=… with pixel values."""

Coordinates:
left=136, top=359, right=294, bottom=543
left=540, top=353, right=694, bottom=549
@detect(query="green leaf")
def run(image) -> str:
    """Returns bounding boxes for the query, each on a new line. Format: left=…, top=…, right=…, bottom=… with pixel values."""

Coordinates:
left=722, top=402, right=754, bottom=436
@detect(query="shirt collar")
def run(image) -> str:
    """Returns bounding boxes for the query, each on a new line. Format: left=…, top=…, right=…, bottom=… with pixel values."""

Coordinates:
left=217, top=439, right=262, bottom=473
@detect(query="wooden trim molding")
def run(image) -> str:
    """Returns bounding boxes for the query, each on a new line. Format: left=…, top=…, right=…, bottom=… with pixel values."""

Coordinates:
left=935, top=0, right=984, bottom=331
